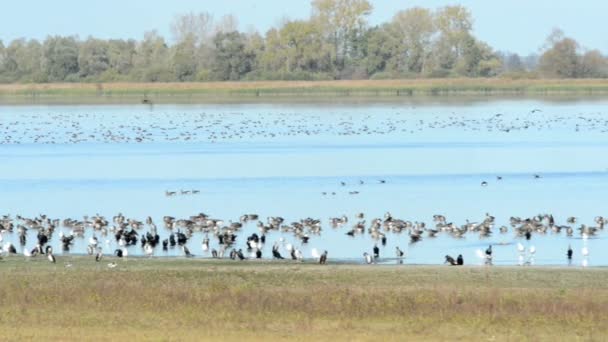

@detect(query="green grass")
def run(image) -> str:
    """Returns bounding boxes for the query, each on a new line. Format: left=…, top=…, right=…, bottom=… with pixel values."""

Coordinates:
left=1, top=256, right=607, bottom=341
left=1, top=79, right=608, bottom=104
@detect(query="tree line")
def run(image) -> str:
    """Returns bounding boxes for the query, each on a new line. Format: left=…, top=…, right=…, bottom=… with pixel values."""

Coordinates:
left=0, top=0, right=606, bottom=83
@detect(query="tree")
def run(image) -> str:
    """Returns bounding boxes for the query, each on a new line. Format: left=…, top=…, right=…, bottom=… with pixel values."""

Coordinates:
left=391, top=7, right=435, bottom=73
left=260, top=19, right=333, bottom=76
left=211, top=31, right=255, bottom=80
left=171, top=12, right=214, bottom=46
left=580, top=50, right=608, bottom=78
left=215, top=14, right=239, bottom=34
left=107, top=39, right=136, bottom=76
left=133, top=31, right=172, bottom=82
left=78, top=38, right=110, bottom=79
left=538, top=31, right=580, bottom=78
left=42, top=36, right=80, bottom=81
left=172, top=35, right=198, bottom=80
left=312, top=0, right=372, bottom=70
left=364, top=24, right=399, bottom=76
left=430, top=5, right=474, bottom=73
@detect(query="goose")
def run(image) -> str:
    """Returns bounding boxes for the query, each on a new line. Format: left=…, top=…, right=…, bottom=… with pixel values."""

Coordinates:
left=183, top=245, right=193, bottom=257
left=272, top=244, right=284, bottom=259
left=211, top=249, right=218, bottom=258
left=445, top=255, right=457, bottom=265
left=47, top=252, right=56, bottom=263
left=395, top=247, right=405, bottom=258
left=144, top=244, right=154, bottom=257
left=567, top=245, right=573, bottom=260
left=4, top=242, right=16, bottom=254
left=89, top=235, right=98, bottom=247
left=285, top=243, right=293, bottom=252
left=294, top=249, right=303, bottom=262
left=95, top=248, right=103, bottom=262
left=456, top=254, right=463, bottom=265
left=23, top=248, right=32, bottom=258
left=237, top=249, right=245, bottom=260
left=363, top=252, right=373, bottom=264
left=373, top=244, right=379, bottom=259
left=319, top=250, right=328, bottom=264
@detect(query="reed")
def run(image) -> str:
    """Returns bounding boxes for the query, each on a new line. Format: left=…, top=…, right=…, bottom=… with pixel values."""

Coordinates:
left=1, top=79, right=608, bottom=101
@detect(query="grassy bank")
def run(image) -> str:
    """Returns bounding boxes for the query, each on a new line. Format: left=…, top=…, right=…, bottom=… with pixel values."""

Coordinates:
left=1, top=79, right=608, bottom=104
left=1, top=256, right=607, bottom=341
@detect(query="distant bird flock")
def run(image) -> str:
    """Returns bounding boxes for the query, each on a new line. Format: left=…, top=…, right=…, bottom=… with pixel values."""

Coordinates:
left=2, top=109, right=608, bottom=145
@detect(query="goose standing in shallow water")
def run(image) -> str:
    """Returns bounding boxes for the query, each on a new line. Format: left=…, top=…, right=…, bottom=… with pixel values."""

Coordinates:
left=95, top=248, right=103, bottom=262
left=373, top=244, right=379, bottom=259
left=319, top=250, right=328, bottom=264
left=47, top=246, right=56, bottom=263
left=395, top=246, right=404, bottom=258
left=444, top=255, right=457, bottom=265
left=363, top=252, right=373, bottom=264
left=457, top=254, right=463, bottom=265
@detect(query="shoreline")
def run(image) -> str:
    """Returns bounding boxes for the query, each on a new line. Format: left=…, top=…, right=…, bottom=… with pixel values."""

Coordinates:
left=1, top=79, right=608, bottom=105
left=0, top=255, right=596, bottom=268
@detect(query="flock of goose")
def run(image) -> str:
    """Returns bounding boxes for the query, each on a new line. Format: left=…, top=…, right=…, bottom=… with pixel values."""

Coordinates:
left=2, top=107, right=608, bottom=145
left=0, top=211, right=602, bottom=267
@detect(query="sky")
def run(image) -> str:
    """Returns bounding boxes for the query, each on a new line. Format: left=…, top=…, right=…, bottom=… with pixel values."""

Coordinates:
left=0, top=0, right=606, bottom=55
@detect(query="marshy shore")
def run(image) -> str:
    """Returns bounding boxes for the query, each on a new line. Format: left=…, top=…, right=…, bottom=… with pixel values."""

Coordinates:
left=1, top=79, right=608, bottom=104
left=2, top=256, right=607, bottom=341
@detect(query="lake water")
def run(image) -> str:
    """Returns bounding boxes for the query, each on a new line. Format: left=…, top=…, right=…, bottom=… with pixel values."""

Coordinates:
left=1, top=97, right=608, bottom=266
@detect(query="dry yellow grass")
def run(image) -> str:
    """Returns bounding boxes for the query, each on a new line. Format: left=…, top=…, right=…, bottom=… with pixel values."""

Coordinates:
left=1, top=78, right=608, bottom=98
left=0, top=257, right=607, bottom=341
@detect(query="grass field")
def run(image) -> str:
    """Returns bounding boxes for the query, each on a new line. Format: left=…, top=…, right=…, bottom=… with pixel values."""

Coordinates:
left=1, top=79, right=608, bottom=103
left=1, top=256, right=607, bottom=341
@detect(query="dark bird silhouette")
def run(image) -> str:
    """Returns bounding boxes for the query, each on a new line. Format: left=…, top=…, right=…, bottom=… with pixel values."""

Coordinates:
left=445, top=255, right=457, bottom=265
left=237, top=249, right=245, bottom=260
left=457, top=254, right=464, bottom=265
left=272, top=245, right=284, bottom=259
left=373, top=244, right=380, bottom=259
left=319, top=250, right=328, bottom=264
left=95, top=249, right=103, bottom=262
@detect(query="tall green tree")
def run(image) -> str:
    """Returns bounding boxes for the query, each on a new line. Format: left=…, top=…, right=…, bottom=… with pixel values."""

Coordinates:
left=42, top=36, right=80, bottom=81
left=133, top=31, right=172, bottom=82
left=78, top=38, right=110, bottom=79
left=312, top=0, right=372, bottom=71
left=211, top=31, right=255, bottom=80
left=390, top=7, right=435, bottom=74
